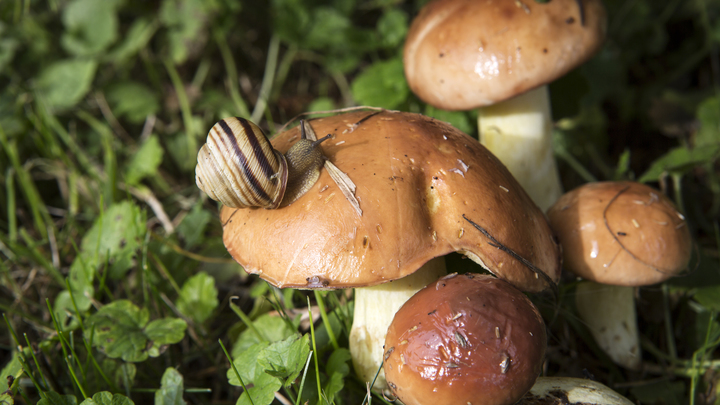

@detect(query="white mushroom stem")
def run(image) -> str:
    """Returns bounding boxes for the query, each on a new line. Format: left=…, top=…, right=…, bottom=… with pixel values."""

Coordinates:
left=478, top=85, right=563, bottom=211
left=521, top=377, right=634, bottom=405
left=574, top=281, right=641, bottom=370
left=349, top=257, right=447, bottom=390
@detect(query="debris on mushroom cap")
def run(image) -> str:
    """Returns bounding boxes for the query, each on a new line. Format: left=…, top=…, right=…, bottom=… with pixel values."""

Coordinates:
left=404, top=0, right=607, bottom=110
left=383, top=273, right=546, bottom=405
left=220, top=110, right=561, bottom=292
left=519, top=376, right=633, bottom=405
left=547, top=181, right=692, bottom=286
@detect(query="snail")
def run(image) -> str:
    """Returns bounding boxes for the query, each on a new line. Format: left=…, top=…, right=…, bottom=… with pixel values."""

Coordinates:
left=195, top=117, right=331, bottom=209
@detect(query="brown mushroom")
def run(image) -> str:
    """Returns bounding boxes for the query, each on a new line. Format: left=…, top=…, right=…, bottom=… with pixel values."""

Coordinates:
left=404, top=0, right=607, bottom=210
left=547, top=181, right=691, bottom=368
left=383, top=273, right=546, bottom=405
left=218, top=110, right=561, bottom=388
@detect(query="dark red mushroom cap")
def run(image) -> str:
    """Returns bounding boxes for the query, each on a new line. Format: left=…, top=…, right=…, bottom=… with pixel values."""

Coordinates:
left=383, top=273, right=546, bottom=405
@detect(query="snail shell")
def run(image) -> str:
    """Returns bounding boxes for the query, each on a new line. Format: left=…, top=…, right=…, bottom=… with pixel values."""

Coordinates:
left=195, top=117, right=289, bottom=209
left=195, top=117, right=329, bottom=209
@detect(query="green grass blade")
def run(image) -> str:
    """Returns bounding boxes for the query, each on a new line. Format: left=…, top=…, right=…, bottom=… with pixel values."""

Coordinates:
left=219, top=339, right=256, bottom=405
left=307, top=297, right=322, bottom=403
left=314, top=291, right=338, bottom=350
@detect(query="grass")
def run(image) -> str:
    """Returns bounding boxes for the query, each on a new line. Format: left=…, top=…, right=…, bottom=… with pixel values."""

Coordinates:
left=1, top=0, right=720, bottom=404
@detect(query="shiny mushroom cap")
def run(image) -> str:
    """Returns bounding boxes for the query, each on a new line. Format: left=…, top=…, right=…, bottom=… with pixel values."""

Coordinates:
left=404, top=0, right=607, bottom=110
left=547, top=181, right=692, bottom=286
left=220, top=110, right=561, bottom=292
left=384, top=273, right=547, bottom=405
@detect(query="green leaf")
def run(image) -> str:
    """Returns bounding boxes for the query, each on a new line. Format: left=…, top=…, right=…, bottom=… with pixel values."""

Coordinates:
left=53, top=284, right=94, bottom=331
left=124, top=135, right=164, bottom=185
left=85, top=300, right=186, bottom=362
left=257, top=334, right=310, bottom=385
left=423, top=105, right=473, bottom=135
left=613, top=148, right=631, bottom=180
left=0, top=351, right=22, bottom=398
left=638, top=144, right=720, bottom=182
left=323, top=348, right=351, bottom=404
left=694, top=285, right=720, bottom=312
left=232, top=314, right=297, bottom=358
left=307, top=97, right=336, bottom=113
left=351, top=58, right=409, bottom=109
left=107, top=82, right=160, bottom=124
left=145, top=318, right=188, bottom=346
left=176, top=203, right=211, bottom=249
left=377, top=9, right=408, bottom=49
left=303, top=7, right=352, bottom=50
left=236, top=372, right=281, bottom=405
left=696, top=96, right=720, bottom=146
left=79, top=392, right=134, bottom=405
left=61, top=0, right=120, bottom=56
left=79, top=200, right=146, bottom=280
left=37, top=392, right=78, bottom=405
left=160, top=0, right=217, bottom=64
left=326, top=348, right=351, bottom=378
left=144, top=319, right=188, bottom=358
left=36, top=59, right=97, bottom=110
left=228, top=341, right=271, bottom=386
left=107, top=18, right=159, bottom=62
left=176, top=272, right=218, bottom=324
left=154, top=368, right=186, bottom=405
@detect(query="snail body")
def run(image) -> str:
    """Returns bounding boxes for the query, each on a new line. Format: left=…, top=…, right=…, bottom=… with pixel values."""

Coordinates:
left=195, top=117, right=328, bottom=209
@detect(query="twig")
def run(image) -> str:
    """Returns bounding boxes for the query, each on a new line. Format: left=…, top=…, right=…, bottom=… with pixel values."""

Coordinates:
left=462, top=214, right=558, bottom=296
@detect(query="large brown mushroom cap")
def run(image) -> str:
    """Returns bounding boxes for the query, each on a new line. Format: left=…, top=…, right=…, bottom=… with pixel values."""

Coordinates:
left=404, top=0, right=606, bottom=110
left=383, top=273, right=547, bottom=405
left=220, top=110, right=560, bottom=292
left=547, top=181, right=692, bottom=286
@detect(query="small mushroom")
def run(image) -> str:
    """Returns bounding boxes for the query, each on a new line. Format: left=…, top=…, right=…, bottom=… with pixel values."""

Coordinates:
left=404, top=0, right=607, bottom=210
left=547, top=181, right=691, bottom=369
left=219, top=110, right=561, bottom=389
left=384, top=273, right=547, bottom=405
left=520, top=376, right=633, bottom=405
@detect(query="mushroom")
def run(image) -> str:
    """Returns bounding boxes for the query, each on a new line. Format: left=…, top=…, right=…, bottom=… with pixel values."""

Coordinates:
left=547, top=181, right=691, bottom=369
left=383, top=273, right=547, bottom=405
left=403, top=0, right=607, bottom=210
left=218, top=110, right=561, bottom=389
left=520, top=377, right=633, bottom=405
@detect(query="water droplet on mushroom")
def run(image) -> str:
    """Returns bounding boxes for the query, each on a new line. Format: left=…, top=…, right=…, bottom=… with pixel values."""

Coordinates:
left=590, top=240, right=599, bottom=258
left=499, top=353, right=511, bottom=374
left=450, top=168, right=465, bottom=177
left=495, top=327, right=501, bottom=339
left=632, top=218, right=640, bottom=228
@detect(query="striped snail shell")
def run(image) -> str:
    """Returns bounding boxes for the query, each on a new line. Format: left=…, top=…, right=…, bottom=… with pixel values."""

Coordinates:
left=195, top=117, right=329, bottom=209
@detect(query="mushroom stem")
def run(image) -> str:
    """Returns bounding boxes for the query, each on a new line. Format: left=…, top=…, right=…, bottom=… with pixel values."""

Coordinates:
left=478, top=85, right=562, bottom=211
left=574, top=281, right=641, bottom=370
left=349, top=257, right=447, bottom=390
